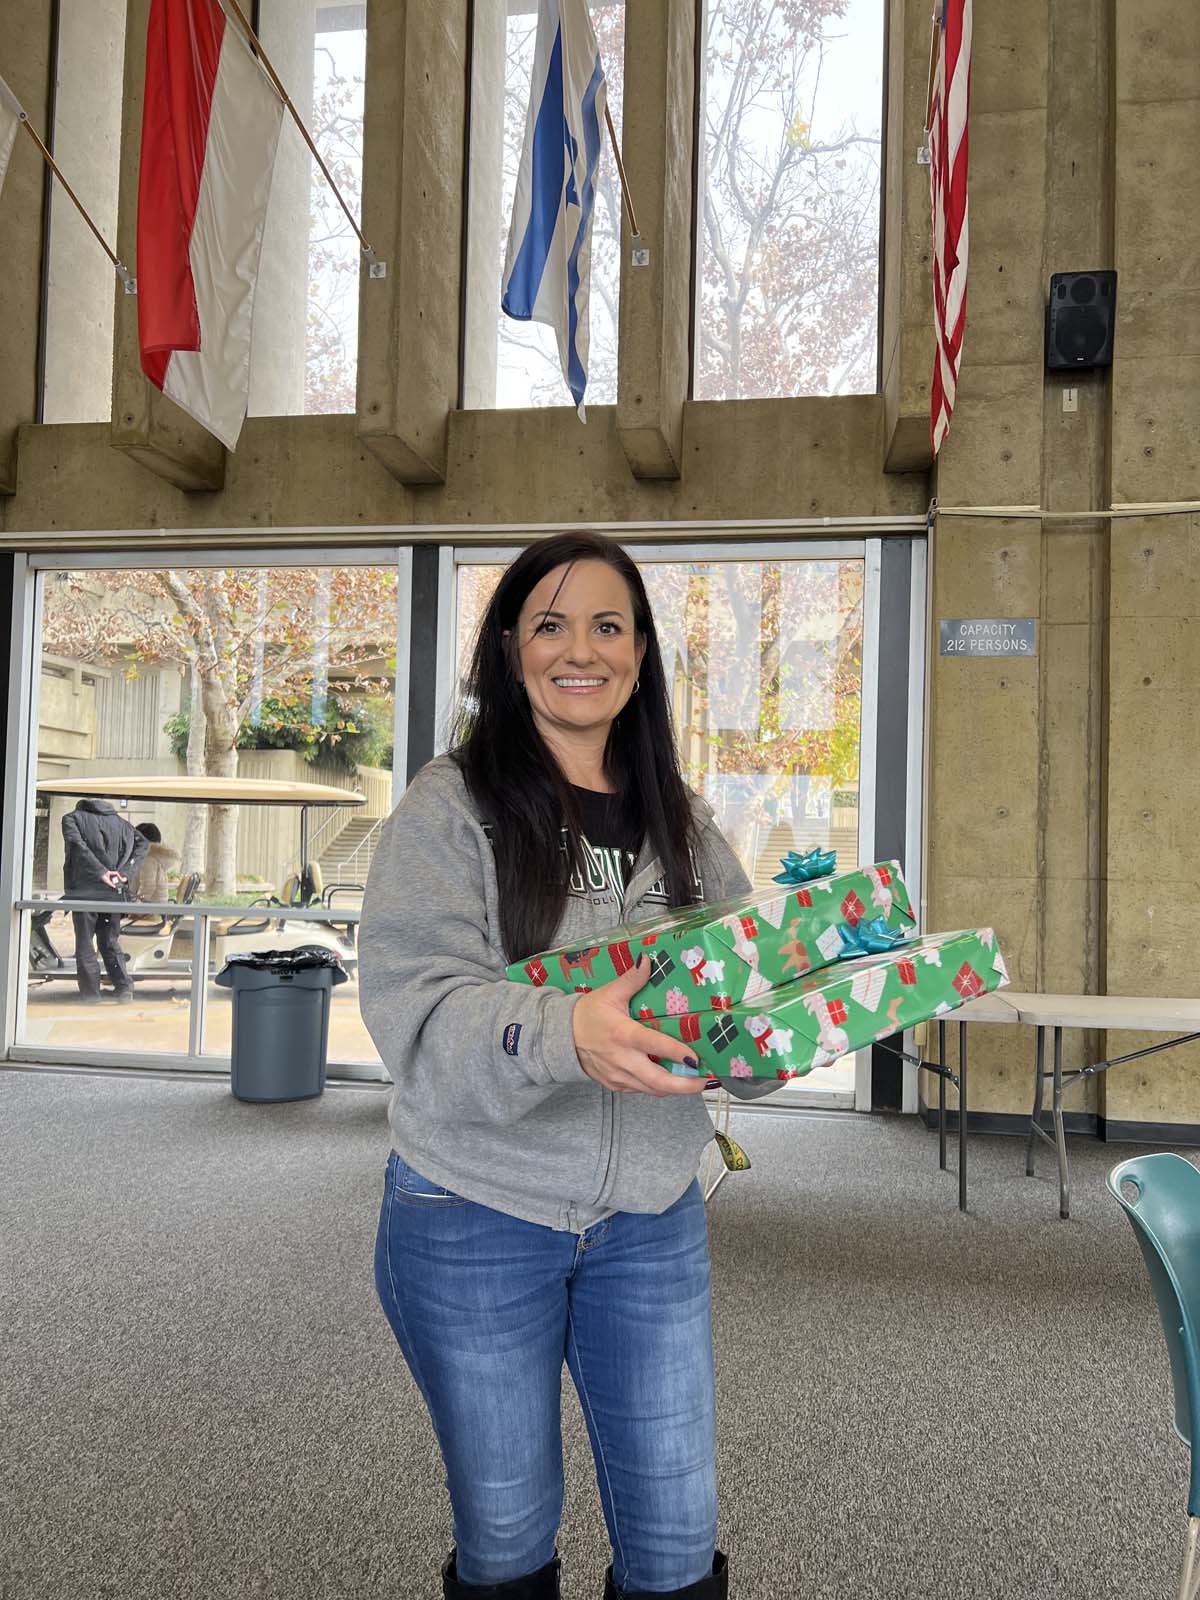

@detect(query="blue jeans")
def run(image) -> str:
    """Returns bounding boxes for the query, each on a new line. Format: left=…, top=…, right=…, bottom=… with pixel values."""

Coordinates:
left=374, top=1152, right=719, bottom=1591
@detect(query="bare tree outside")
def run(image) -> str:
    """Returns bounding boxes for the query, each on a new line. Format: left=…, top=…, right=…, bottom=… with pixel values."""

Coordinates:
left=479, top=0, right=881, bottom=410
left=41, top=569, right=397, bottom=898
left=304, top=0, right=881, bottom=413
left=696, top=0, right=882, bottom=399
left=305, top=26, right=365, bottom=414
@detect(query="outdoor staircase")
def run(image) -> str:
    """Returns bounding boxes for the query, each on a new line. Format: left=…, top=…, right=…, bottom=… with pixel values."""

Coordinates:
left=316, top=815, right=382, bottom=889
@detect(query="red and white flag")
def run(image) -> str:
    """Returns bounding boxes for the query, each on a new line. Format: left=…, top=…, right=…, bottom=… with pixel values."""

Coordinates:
left=137, top=0, right=283, bottom=450
left=928, top=0, right=972, bottom=457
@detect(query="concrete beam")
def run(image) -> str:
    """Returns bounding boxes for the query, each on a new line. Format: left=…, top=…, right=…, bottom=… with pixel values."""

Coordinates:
left=880, top=0, right=935, bottom=475
left=4, top=414, right=412, bottom=536
left=109, top=0, right=225, bottom=492
left=0, top=3, right=54, bottom=494
left=614, top=0, right=694, bottom=481
left=357, top=0, right=467, bottom=485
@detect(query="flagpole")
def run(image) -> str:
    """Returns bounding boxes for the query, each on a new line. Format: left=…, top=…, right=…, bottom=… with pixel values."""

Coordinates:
left=924, top=2, right=943, bottom=131
left=17, top=116, right=134, bottom=288
left=216, top=0, right=379, bottom=264
left=603, top=103, right=640, bottom=241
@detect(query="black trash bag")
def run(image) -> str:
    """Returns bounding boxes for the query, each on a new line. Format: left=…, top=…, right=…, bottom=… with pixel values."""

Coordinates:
left=215, top=944, right=349, bottom=985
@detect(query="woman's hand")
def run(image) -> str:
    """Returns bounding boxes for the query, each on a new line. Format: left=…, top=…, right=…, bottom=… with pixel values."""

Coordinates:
left=572, top=955, right=715, bottom=1096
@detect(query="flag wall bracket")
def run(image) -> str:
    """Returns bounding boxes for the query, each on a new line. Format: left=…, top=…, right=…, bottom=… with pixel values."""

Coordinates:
left=367, top=260, right=388, bottom=279
left=631, top=234, right=650, bottom=268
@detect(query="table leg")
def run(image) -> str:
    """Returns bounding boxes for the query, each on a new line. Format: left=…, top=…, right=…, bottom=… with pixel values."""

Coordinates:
left=1026, top=1026, right=1046, bottom=1176
left=938, top=1018, right=947, bottom=1171
left=1052, top=1026, right=1070, bottom=1219
left=966, top=1024, right=972, bottom=1209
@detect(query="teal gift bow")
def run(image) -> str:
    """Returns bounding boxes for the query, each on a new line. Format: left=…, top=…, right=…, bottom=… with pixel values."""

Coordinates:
left=772, top=847, right=838, bottom=885
left=836, top=916, right=911, bottom=958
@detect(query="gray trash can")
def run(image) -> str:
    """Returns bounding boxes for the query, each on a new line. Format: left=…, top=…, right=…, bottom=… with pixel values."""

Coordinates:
left=215, top=945, right=348, bottom=1103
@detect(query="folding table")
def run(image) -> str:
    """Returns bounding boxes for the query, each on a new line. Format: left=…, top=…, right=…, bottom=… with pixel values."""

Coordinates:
left=1018, top=994, right=1200, bottom=1219
left=924, top=991, right=1029, bottom=1213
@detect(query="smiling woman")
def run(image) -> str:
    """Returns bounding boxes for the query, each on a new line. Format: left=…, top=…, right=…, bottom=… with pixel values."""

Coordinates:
left=358, top=530, right=755, bottom=1596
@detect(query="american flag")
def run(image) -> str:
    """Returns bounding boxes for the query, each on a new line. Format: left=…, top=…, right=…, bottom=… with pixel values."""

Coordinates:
left=928, top=0, right=972, bottom=456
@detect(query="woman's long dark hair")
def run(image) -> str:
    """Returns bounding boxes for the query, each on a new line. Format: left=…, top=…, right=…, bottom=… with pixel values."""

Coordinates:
left=452, top=533, right=702, bottom=963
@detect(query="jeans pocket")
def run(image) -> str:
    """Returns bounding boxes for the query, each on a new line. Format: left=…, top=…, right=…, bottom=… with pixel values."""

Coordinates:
left=390, top=1153, right=467, bottom=1206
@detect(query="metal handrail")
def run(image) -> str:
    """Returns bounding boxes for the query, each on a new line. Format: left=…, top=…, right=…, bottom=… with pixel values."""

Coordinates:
left=306, top=802, right=358, bottom=862
left=18, top=896, right=361, bottom=919
left=336, top=814, right=383, bottom=877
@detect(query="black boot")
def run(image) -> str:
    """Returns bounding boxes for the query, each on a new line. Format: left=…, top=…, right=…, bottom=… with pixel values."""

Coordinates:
left=442, top=1549, right=561, bottom=1598
left=603, top=1549, right=728, bottom=1599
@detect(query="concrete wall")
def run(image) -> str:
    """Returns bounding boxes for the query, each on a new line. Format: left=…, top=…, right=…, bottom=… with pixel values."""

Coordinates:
left=924, top=0, right=1200, bottom=1128
left=2, top=0, right=1199, bottom=1126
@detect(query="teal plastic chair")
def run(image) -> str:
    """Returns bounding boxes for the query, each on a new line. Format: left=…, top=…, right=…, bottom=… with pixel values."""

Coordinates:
left=1108, top=1153, right=1200, bottom=1600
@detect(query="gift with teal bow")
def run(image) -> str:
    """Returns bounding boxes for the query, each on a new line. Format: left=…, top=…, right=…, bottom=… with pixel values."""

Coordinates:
left=509, top=860, right=916, bottom=1012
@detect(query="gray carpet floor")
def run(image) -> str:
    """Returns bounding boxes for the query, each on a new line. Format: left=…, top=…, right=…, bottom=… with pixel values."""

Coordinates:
left=0, top=1067, right=1189, bottom=1600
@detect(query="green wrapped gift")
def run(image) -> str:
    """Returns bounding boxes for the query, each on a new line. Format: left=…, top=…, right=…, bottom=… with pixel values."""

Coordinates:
left=651, top=927, right=1010, bottom=1081
left=506, top=861, right=915, bottom=1013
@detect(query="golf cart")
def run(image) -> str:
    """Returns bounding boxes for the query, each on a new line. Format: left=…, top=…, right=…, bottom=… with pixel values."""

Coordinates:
left=30, top=775, right=367, bottom=988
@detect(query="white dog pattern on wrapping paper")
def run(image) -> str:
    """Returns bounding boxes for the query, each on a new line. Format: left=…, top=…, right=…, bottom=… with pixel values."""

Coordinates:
left=864, top=864, right=894, bottom=916
left=745, top=1014, right=795, bottom=1059
left=801, top=991, right=851, bottom=1068
left=681, top=947, right=726, bottom=987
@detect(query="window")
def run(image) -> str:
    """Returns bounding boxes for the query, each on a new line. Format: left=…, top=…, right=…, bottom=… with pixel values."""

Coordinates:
left=463, top=0, right=626, bottom=410
left=694, top=0, right=884, bottom=400
left=248, top=2, right=366, bottom=417
left=450, top=553, right=865, bottom=889
left=20, top=555, right=404, bottom=1074
left=41, top=0, right=129, bottom=424
left=446, top=544, right=873, bottom=1103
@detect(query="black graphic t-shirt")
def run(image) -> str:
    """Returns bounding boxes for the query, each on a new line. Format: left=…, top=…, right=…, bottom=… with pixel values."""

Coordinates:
left=567, top=785, right=643, bottom=908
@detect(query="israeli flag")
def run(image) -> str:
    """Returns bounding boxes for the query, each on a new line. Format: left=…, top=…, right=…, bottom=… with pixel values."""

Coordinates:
left=501, top=0, right=607, bottom=420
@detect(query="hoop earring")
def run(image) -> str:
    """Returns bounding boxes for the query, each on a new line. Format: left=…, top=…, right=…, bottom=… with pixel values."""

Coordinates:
left=633, top=679, right=640, bottom=694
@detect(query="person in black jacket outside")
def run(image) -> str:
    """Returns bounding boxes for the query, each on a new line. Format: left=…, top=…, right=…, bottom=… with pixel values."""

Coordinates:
left=61, top=798, right=149, bottom=1003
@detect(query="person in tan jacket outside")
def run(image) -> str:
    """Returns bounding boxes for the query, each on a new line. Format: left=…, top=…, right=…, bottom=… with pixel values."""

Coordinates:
left=132, top=824, right=179, bottom=905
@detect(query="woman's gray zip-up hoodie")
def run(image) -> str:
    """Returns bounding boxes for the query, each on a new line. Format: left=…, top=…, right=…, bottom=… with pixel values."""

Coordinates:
left=358, top=755, right=771, bottom=1233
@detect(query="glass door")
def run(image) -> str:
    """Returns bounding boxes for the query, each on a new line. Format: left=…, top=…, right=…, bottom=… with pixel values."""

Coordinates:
left=6, top=550, right=409, bottom=1080
left=438, top=537, right=927, bottom=1110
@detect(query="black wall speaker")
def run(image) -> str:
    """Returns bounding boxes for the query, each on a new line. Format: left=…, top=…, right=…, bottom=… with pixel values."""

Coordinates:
left=1046, top=270, right=1117, bottom=370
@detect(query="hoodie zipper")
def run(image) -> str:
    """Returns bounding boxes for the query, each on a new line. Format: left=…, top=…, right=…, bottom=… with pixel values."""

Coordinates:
left=593, top=1089, right=620, bottom=1207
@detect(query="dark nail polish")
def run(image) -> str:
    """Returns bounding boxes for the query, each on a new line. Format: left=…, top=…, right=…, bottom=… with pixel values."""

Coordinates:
left=684, top=1056, right=700, bottom=1070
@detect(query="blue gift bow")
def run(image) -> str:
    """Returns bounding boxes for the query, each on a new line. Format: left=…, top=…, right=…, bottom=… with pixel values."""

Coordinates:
left=772, top=847, right=838, bottom=885
left=835, top=916, right=912, bottom=958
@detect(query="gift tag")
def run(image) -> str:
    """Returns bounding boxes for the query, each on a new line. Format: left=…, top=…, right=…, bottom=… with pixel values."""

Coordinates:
left=714, top=1130, right=751, bottom=1172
